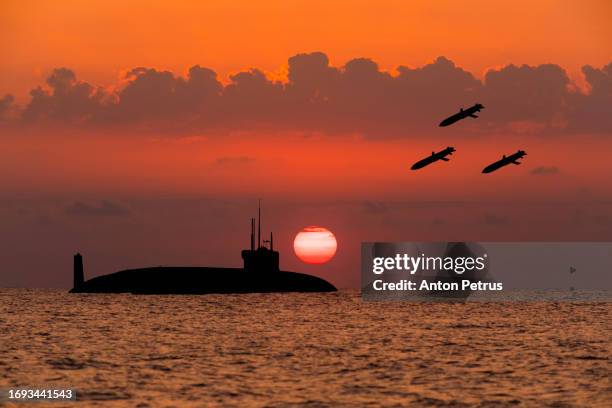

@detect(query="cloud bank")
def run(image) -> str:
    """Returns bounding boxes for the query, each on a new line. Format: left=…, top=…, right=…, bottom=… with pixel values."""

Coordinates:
left=2, top=53, right=611, bottom=137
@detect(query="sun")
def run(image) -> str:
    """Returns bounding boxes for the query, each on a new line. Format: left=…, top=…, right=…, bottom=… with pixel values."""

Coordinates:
left=293, top=226, right=338, bottom=264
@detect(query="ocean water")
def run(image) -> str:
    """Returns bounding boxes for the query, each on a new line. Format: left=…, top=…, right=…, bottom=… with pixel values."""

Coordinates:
left=1, top=289, right=610, bottom=407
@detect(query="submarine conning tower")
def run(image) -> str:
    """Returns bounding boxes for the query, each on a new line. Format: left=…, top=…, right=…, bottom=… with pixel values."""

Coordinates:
left=241, top=202, right=280, bottom=272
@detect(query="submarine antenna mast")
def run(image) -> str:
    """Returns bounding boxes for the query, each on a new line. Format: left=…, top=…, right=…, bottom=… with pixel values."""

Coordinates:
left=258, top=199, right=261, bottom=249
left=250, top=218, right=255, bottom=250
left=73, top=252, right=84, bottom=290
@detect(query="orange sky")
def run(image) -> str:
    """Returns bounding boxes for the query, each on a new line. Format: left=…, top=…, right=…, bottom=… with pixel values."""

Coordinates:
left=2, top=0, right=611, bottom=100
left=1, top=130, right=610, bottom=200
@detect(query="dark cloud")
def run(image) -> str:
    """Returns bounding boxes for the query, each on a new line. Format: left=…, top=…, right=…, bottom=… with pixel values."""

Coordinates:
left=567, top=63, right=612, bottom=133
left=65, top=200, right=131, bottom=217
left=396, top=56, right=482, bottom=111
left=483, top=64, right=570, bottom=124
left=112, top=65, right=222, bottom=123
left=530, top=166, right=560, bottom=175
left=114, top=68, right=180, bottom=120
left=215, top=156, right=256, bottom=165
left=0, top=94, right=16, bottom=120
left=6, top=55, right=612, bottom=136
left=23, top=68, right=108, bottom=123
left=221, top=69, right=284, bottom=128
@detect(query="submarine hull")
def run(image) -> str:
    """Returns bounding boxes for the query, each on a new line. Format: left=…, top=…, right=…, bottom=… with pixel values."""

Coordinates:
left=70, top=267, right=337, bottom=294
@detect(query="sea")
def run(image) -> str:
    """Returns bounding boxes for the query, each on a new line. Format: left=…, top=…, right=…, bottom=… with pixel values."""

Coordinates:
left=1, top=289, right=610, bottom=407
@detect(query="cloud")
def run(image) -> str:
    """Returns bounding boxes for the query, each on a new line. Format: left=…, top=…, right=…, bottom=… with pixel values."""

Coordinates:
left=0, top=94, right=16, bottom=120
left=483, top=64, right=570, bottom=125
left=65, top=200, right=131, bottom=216
left=23, top=68, right=108, bottom=123
left=215, top=156, right=256, bottom=165
left=567, top=63, right=612, bottom=133
left=5, top=54, right=611, bottom=136
left=112, top=65, right=222, bottom=123
left=530, top=166, right=560, bottom=175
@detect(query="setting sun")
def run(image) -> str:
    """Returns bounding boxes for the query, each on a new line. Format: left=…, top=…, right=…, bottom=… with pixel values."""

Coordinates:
left=293, top=227, right=338, bottom=264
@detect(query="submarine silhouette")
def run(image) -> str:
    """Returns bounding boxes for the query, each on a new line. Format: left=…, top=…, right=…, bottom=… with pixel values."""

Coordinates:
left=439, top=104, right=484, bottom=127
left=69, top=205, right=337, bottom=294
left=411, top=146, right=456, bottom=170
left=482, top=150, right=527, bottom=173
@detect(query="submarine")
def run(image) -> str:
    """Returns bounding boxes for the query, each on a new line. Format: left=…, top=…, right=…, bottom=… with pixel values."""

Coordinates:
left=70, top=206, right=337, bottom=294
